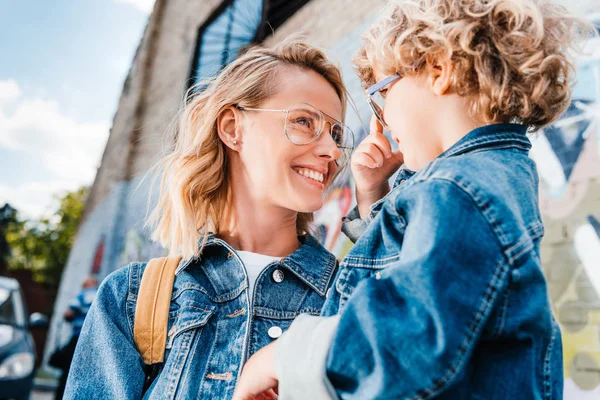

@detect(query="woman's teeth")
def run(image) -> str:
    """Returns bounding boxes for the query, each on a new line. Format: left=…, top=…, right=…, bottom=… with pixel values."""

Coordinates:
left=295, top=168, right=324, bottom=183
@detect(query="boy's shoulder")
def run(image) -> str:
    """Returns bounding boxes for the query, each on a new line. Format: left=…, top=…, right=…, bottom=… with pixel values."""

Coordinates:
left=391, top=151, right=543, bottom=257
left=405, top=148, right=537, bottom=209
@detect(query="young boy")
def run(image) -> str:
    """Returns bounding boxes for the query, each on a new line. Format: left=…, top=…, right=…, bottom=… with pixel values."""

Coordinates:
left=234, top=0, right=595, bottom=399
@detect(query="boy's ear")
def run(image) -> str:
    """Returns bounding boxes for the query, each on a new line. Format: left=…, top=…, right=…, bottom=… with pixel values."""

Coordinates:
left=217, top=106, right=243, bottom=151
left=426, top=55, right=453, bottom=96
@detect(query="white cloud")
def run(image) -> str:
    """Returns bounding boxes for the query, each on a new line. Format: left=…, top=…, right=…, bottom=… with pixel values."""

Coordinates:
left=0, top=181, right=80, bottom=219
left=114, top=0, right=156, bottom=14
left=0, top=80, right=109, bottom=218
left=0, top=80, right=21, bottom=106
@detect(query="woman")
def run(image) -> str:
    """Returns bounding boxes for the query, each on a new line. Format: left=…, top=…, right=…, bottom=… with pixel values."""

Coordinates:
left=64, top=39, right=354, bottom=399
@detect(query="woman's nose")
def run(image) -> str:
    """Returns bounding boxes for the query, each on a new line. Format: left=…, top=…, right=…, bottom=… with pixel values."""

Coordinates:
left=318, top=122, right=342, bottom=161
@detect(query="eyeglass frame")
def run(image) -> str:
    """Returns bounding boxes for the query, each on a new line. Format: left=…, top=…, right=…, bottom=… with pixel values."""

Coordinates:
left=364, top=74, right=402, bottom=130
left=235, top=102, right=355, bottom=166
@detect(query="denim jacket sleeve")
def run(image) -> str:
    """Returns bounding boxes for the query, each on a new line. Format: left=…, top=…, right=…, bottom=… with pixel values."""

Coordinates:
left=276, top=178, right=508, bottom=399
left=341, top=166, right=415, bottom=243
left=64, top=264, right=146, bottom=399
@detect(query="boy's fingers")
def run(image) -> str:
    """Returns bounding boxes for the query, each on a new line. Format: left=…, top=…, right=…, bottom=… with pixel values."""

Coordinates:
left=367, top=132, right=393, bottom=159
left=358, top=143, right=385, bottom=167
left=353, top=151, right=379, bottom=169
left=370, top=115, right=384, bottom=135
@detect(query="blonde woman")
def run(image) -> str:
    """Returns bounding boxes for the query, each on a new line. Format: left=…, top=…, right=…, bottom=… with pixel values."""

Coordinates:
left=64, top=39, right=354, bottom=399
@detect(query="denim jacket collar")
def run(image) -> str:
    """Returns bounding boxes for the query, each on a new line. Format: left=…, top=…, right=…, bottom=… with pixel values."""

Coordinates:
left=439, top=123, right=530, bottom=159
left=175, top=234, right=336, bottom=297
left=390, top=124, right=529, bottom=189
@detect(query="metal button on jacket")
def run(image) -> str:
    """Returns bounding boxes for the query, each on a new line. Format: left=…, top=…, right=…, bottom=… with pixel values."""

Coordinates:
left=268, top=326, right=283, bottom=339
left=272, top=269, right=285, bottom=283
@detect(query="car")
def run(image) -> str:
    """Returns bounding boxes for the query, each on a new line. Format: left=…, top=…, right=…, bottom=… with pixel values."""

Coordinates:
left=0, top=276, right=48, bottom=400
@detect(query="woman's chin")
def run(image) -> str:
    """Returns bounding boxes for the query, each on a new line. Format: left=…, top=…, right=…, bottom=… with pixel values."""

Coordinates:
left=294, top=199, right=323, bottom=214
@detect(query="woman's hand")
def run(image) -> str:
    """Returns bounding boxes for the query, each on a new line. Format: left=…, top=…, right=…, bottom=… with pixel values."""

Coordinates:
left=232, top=341, right=279, bottom=400
left=351, top=116, right=404, bottom=218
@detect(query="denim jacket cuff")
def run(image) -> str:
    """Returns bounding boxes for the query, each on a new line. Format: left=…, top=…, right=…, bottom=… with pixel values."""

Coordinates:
left=275, top=314, right=341, bottom=400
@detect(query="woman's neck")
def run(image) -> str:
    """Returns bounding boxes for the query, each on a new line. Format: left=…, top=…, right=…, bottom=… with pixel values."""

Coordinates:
left=219, top=184, right=301, bottom=257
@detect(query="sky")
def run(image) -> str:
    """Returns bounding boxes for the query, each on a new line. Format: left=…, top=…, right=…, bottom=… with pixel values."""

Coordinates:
left=0, top=0, right=155, bottom=218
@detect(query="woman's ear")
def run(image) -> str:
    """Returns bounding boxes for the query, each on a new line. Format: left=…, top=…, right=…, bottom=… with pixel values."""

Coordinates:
left=217, top=106, right=242, bottom=151
left=426, top=55, right=453, bottom=96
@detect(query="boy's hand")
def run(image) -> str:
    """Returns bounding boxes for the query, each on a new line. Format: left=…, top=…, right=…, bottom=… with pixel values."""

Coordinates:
left=351, top=116, right=403, bottom=218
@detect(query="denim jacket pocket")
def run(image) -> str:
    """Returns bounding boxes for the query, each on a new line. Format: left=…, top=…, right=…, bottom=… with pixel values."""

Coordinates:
left=166, top=305, right=215, bottom=349
left=335, top=267, right=382, bottom=312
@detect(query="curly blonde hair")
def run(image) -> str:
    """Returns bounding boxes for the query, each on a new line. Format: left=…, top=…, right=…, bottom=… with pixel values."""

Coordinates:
left=355, top=0, right=596, bottom=130
left=147, top=39, right=347, bottom=259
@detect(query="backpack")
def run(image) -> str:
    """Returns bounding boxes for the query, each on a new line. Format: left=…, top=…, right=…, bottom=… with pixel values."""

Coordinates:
left=133, top=256, right=182, bottom=391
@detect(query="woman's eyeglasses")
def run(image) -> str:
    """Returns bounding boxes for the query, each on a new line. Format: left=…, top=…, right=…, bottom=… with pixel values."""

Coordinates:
left=236, top=102, right=355, bottom=167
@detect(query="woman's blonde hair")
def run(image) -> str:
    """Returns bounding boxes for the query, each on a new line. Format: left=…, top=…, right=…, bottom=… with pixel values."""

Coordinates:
left=148, top=39, right=347, bottom=259
left=355, top=0, right=596, bottom=130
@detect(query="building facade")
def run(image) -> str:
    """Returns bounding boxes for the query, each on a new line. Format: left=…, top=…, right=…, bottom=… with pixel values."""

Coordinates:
left=49, top=1, right=600, bottom=397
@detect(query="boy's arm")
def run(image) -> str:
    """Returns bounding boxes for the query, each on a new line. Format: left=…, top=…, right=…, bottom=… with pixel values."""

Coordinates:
left=276, top=179, right=507, bottom=399
left=341, top=166, right=415, bottom=243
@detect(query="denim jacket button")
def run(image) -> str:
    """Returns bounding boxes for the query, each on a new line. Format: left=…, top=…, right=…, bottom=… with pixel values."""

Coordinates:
left=268, top=326, right=283, bottom=339
left=272, top=269, right=285, bottom=283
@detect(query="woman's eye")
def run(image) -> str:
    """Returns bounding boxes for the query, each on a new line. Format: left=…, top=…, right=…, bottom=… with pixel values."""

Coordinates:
left=296, top=118, right=311, bottom=127
left=379, top=88, right=388, bottom=98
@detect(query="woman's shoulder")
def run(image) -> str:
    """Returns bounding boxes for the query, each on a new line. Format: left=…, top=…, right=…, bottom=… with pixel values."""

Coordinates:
left=97, top=261, right=148, bottom=305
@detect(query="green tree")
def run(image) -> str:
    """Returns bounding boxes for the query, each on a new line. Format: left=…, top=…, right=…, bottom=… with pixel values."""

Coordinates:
left=5, top=186, right=88, bottom=285
left=0, top=204, right=18, bottom=269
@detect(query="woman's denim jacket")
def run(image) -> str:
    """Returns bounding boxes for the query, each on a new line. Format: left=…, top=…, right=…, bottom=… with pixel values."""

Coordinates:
left=64, top=234, right=337, bottom=399
left=275, top=124, right=563, bottom=400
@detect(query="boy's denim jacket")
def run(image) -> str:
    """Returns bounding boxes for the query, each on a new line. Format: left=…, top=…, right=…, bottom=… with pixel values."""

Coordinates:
left=276, top=124, right=563, bottom=400
left=64, top=234, right=337, bottom=399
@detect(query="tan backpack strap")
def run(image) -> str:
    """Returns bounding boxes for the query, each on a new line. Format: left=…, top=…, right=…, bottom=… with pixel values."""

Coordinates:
left=134, top=256, right=182, bottom=365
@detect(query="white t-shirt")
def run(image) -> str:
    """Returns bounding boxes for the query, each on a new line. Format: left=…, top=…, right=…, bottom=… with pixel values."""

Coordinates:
left=237, top=251, right=281, bottom=302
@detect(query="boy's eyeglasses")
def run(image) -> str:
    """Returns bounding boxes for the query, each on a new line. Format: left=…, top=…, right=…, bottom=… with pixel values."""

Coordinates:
left=236, top=102, right=355, bottom=167
left=364, top=74, right=402, bottom=130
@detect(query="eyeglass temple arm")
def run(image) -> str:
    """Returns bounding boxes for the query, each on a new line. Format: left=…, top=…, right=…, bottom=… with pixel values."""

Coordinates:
left=366, top=74, right=402, bottom=96
left=236, top=106, right=287, bottom=113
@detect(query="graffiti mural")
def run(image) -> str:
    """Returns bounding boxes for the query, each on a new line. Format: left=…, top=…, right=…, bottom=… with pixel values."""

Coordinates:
left=529, top=24, right=600, bottom=397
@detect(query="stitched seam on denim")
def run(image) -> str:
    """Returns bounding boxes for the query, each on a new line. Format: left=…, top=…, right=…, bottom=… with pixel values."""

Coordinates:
left=542, top=322, right=558, bottom=399
left=166, top=329, right=195, bottom=398
left=282, top=262, right=330, bottom=296
left=444, top=134, right=529, bottom=157
left=407, top=259, right=509, bottom=400
left=343, top=254, right=401, bottom=264
left=506, top=239, right=534, bottom=265
left=198, top=318, right=222, bottom=399
left=493, top=282, right=512, bottom=337
left=340, top=260, right=399, bottom=269
left=168, top=312, right=213, bottom=346
left=125, top=263, right=139, bottom=339
left=174, top=327, right=202, bottom=400
left=527, top=222, right=544, bottom=240
left=341, top=253, right=401, bottom=269
left=171, top=283, right=244, bottom=304
left=318, top=255, right=338, bottom=295
left=335, top=268, right=354, bottom=299
left=254, top=307, right=321, bottom=319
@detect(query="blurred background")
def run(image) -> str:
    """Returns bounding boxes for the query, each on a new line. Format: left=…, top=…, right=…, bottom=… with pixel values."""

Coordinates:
left=0, top=1, right=599, bottom=399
